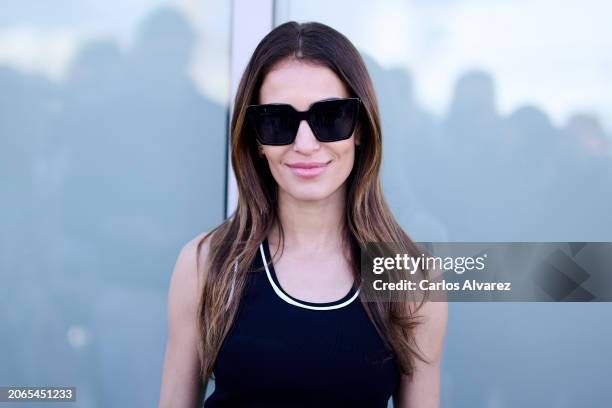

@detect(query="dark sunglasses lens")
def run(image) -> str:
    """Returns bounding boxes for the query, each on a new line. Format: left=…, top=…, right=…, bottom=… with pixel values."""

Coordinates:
left=309, top=99, right=359, bottom=142
left=247, top=105, right=297, bottom=145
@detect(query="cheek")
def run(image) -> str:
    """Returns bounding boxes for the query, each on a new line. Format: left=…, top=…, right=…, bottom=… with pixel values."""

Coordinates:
left=319, top=143, right=356, bottom=191
left=262, top=147, right=288, bottom=178
left=333, top=143, right=356, bottom=174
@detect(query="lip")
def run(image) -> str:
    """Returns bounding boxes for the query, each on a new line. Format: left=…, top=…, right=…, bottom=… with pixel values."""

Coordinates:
left=286, top=161, right=331, bottom=179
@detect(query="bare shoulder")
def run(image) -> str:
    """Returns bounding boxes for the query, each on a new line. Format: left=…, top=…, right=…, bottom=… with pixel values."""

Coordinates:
left=167, top=231, right=214, bottom=323
left=412, top=265, right=448, bottom=361
left=394, top=298, right=448, bottom=408
left=414, top=299, right=448, bottom=360
left=399, top=265, right=448, bottom=365
left=160, top=231, right=214, bottom=407
left=179, top=230, right=213, bottom=270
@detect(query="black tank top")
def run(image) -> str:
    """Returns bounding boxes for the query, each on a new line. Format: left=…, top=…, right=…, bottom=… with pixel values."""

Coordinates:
left=204, top=238, right=400, bottom=407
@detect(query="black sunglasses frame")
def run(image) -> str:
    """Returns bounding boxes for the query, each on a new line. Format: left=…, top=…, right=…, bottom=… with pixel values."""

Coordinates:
left=245, top=97, right=361, bottom=146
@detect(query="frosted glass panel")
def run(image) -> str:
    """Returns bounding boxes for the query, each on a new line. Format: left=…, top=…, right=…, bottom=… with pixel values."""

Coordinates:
left=0, top=1, right=230, bottom=406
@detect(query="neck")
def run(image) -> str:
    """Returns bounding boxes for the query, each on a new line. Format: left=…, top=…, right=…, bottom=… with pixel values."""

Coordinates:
left=270, top=185, right=347, bottom=253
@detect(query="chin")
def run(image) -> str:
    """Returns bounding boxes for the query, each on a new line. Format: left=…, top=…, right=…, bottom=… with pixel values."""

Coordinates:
left=280, top=177, right=345, bottom=201
left=287, top=187, right=333, bottom=202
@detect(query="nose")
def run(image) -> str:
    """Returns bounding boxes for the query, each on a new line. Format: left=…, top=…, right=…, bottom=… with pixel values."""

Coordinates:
left=292, top=119, right=320, bottom=153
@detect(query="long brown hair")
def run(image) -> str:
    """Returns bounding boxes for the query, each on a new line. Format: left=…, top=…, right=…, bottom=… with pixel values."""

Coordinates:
left=195, top=21, right=431, bottom=392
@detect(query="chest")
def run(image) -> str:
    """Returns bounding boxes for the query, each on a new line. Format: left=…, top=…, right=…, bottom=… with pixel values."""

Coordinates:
left=211, top=271, right=400, bottom=403
left=272, top=252, right=355, bottom=303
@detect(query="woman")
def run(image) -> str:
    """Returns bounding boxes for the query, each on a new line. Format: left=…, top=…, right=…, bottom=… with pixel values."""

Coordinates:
left=159, top=21, right=447, bottom=408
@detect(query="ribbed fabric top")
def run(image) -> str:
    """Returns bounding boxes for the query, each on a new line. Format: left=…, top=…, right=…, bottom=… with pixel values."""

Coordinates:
left=204, top=238, right=400, bottom=407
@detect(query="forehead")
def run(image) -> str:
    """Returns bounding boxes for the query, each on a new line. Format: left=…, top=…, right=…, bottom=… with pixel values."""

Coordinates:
left=258, top=58, right=350, bottom=110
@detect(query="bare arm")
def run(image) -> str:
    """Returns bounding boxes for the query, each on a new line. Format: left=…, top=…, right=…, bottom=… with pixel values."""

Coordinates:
left=159, top=232, right=210, bottom=408
left=394, top=298, right=448, bottom=408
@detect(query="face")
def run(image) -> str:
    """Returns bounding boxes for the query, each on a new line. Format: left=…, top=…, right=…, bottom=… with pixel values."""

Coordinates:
left=257, top=58, right=359, bottom=203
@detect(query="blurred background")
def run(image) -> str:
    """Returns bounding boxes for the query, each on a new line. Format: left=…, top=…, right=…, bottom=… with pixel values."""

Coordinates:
left=1, top=0, right=610, bottom=407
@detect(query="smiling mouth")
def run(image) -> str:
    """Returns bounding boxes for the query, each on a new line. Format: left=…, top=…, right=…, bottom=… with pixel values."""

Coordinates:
left=285, top=161, right=331, bottom=179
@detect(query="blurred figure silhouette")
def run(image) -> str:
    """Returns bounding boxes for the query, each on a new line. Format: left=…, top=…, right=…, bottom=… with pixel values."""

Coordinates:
left=1, top=6, right=227, bottom=407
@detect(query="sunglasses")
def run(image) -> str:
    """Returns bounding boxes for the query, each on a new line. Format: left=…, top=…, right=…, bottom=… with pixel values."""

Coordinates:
left=245, top=97, right=361, bottom=146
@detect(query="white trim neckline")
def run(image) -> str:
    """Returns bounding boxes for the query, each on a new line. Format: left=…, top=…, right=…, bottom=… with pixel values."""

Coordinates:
left=259, top=242, right=360, bottom=311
